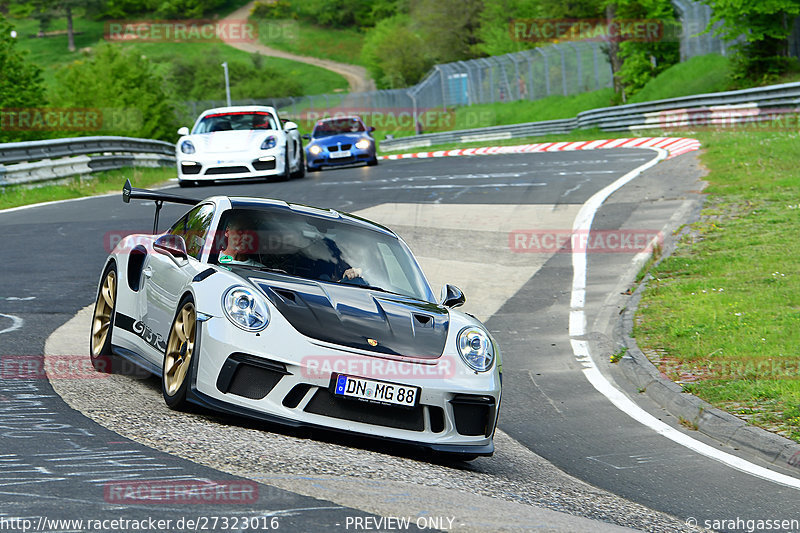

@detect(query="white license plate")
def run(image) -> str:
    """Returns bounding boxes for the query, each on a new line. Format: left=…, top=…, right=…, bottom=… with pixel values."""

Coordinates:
left=333, top=374, right=419, bottom=407
left=329, top=150, right=351, bottom=159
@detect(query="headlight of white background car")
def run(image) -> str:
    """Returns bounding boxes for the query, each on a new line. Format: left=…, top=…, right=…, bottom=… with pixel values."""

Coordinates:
left=309, top=145, right=322, bottom=155
left=261, top=136, right=277, bottom=150
left=457, top=326, right=495, bottom=372
left=180, top=140, right=195, bottom=154
left=355, top=139, right=371, bottom=150
left=222, top=286, right=270, bottom=331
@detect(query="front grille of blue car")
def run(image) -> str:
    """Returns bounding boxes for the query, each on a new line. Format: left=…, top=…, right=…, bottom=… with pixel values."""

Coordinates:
left=326, top=144, right=352, bottom=152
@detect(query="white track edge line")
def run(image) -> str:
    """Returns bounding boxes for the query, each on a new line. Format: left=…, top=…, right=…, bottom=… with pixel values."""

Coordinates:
left=0, top=313, right=24, bottom=336
left=569, top=147, right=800, bottom=490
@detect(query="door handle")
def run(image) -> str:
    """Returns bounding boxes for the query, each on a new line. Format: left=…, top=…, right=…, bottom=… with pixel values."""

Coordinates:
left=143, top=267, right=153, bottom=278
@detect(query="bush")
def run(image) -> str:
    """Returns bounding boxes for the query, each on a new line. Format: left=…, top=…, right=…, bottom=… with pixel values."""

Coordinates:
left=0, top=14, right=47, bottom=143
left=165, top=48, right=303, bottom=101
left=51, top=44, right=178, bottom=141
left=101, top=0, right=225, bottom=18
left=250, top=0, right=294, bottom=20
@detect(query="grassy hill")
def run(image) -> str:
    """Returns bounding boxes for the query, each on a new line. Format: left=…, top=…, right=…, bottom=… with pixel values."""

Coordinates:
left=256, top=18, right=365, bottom=66
left=8, top=14, right=348, bottom=98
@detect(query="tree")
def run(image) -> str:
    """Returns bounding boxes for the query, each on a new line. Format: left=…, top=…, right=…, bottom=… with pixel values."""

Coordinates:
left=474, top=0, right=541, bottom=57
left=411, top=0, right=483, bottom=64
left=0, top=14, right=47, bottom=143
left=25, top=0, right=104, bottom=52
left=361, top=15, right=433, bottom=88
left=52, top=44, right=179, bottom=141
left=614, top=0, right=680, bottom=98
left=701, top=0, right=800, bottom=82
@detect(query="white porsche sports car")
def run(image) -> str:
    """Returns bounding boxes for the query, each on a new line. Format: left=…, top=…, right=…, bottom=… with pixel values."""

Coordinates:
left=175, top=106, right=305, bottom=186
left=89, top=181, right=502, bottom=459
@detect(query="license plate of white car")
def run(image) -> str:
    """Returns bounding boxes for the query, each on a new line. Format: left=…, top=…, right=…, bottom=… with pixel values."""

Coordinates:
left=329, top=150, right=351, bottom=159
left=333, top=374, right=419, bottom=407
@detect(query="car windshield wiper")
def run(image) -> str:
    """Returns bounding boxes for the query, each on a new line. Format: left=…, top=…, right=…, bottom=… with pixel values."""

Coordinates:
left=339, top=282, right=396, bottom=294
left=226, top=264, right=291, bottom=275
left=254, top=266, right=290, bottom=275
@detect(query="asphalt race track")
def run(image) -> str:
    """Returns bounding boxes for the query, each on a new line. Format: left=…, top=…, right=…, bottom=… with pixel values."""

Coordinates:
left=2, top=149, right=799, bottom=532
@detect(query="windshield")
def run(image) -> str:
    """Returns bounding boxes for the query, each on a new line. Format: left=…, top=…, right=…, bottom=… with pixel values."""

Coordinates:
left=212, top=208, right=434, bottom=302
left=312, top=118, right=365, bottom=138
left=194, top=112, right=277, bottom=133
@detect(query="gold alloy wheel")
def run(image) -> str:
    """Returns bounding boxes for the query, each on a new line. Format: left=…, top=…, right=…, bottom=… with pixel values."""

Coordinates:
left=164, top=302, right=196, bottom=396
left=91, top=270, right=116, bottom=356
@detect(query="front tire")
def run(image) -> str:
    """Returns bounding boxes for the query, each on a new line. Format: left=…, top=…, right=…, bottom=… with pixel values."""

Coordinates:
left=279, top=146, right=291, bottom=181
left=162, top=297, right=197, bottom=410
left=89, top=263, right=117, bottom=373
left=291, top=149, right=306, bottom=179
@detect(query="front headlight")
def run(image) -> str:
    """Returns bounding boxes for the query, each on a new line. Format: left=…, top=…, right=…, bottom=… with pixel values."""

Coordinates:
left=457, top=326, right=495, bottom=372
left=180, top=140, right=195, bottom=154
left=355, top=139, right=371, bottom=150
left=309, top=145, right=322, bottom=155
left=222, top=286, right=270, bottom=332
left=261, top=135, right=277, bottom=150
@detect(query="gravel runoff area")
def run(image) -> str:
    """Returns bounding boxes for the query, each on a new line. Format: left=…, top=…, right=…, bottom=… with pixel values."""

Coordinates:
left=46, top=307, right=698, bottom=533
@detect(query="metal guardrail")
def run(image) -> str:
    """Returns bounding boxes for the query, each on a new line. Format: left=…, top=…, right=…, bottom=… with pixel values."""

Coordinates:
left=4, top=81, right=799, bottom=182
left=380, top=81, right=800, bottom=152
left=0, top=136, right=175, bottom=187
left=380, top=118, right=577, bottom=153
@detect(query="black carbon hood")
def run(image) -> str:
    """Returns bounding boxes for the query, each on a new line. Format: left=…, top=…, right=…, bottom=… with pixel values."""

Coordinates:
left=250, top=276, right=449, bottom=359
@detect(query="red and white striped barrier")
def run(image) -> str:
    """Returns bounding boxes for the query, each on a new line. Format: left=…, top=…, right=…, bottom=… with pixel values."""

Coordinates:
left=378, top=137, right=701, bottom=162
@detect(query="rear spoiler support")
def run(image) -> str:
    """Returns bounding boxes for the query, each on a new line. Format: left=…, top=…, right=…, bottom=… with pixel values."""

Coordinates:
left=122, top=179, right=201, bottom=234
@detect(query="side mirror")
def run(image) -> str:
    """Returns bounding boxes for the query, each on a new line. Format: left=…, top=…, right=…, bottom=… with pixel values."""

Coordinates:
left=177, top=126, right=190, bottom=136
left=284, top=121, right=298, bottom=131
left=368, top=126, right=376, bottom=133
left=301, top=133, right=311, bottom=141
left=440, top=284, right=465, bottom=308
left=154, top=234, right=188, bottom=262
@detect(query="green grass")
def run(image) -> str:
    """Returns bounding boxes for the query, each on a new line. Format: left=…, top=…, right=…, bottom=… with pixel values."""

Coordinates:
left=8, top=15, right=348, bottom=96
left=0, top=166, right=175, bottom=210
left=256, top=19, right=365, bottom=66
left=125, top=42, right=347, bottom=97
left=375, top=54, right=731, bottom=142
left=8, top=16, right=107, bottom=87
left=454, top=89, right=617, bottom=126
left=352, top=89, right=616, bottom=143
left=634, top=129, right=800, bottom=442
left=628, top=54, right=733, bottom=103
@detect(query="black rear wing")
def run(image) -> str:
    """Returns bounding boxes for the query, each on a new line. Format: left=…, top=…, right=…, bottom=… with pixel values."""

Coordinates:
left=122, top=179, right=201, bottom=233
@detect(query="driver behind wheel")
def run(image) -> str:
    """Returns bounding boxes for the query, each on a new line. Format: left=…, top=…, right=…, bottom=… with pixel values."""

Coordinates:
left=219, top=212, right=262, bottom=267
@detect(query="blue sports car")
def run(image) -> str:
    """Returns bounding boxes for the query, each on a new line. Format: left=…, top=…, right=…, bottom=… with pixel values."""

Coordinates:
left=303, top=116, right=378, bottom=171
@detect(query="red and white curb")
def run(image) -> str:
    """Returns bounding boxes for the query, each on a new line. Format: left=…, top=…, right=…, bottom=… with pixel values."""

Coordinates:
left=379, top=137, right=701, bottom=161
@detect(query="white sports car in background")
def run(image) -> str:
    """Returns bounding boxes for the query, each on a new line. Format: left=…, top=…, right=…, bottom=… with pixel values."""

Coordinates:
left=89, top=181, right=503, bottom=460
left=176, top=106, right=305, bottom=186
